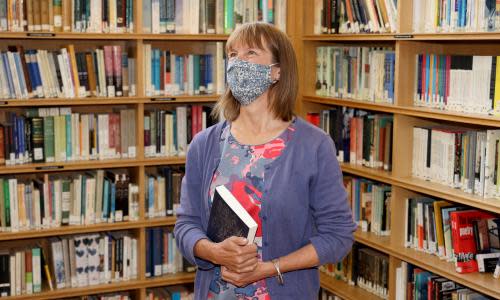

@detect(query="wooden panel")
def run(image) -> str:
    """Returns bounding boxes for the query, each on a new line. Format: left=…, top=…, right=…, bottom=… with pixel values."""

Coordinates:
left=0, top=97, right=146, bottom=106
left=398, top=0, right=414, bottom=33
left=303, top=34, right=396, bottom=41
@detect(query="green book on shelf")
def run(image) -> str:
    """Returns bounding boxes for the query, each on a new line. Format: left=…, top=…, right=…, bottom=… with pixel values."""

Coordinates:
left=43, top=116, right=55, bottom=162
left=194, top=55, right=201, bottom=94
left=224, top=0, right=234, bottom=34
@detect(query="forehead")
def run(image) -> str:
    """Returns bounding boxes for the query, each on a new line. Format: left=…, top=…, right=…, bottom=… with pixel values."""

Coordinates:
left=226, top=31, right=269, bottom=52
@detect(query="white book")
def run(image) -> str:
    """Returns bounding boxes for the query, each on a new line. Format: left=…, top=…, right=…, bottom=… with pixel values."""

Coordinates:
left=9, top=254, right=15, bottom=296
left=176, top=106, right=187, bottom=156
left=9, top=179, right=18, bottom=232
left=74, top=236, right=88, bottom=287
left=87, top=234, right=100, bottom=285
left=51, top=239, right=66, bottom=289
left=123, top=236, right=130, bottom=281
left=103, top=235, right=111, bottom=283
left=46, top=52, right=63, bottom=98
left=109, top=0, right=117, bottom=32
left=6, top=52, right=22, bottom=99
left=97, top=49, right=107, bottom=97
left=152, top=0, right=160, bottom=34
left=188, top=54, right=194, bottom=95
left=67, top=238, right=77, bottom=288
left=144, top=44, right=152, bottom=96
left=33, top=188, right=41, bottom=229
left=216, top=0, right=224, bottom=33
left=131, top=238, right=137, bottom=279
left=15, top=252, right=21, bottom=295
left=32, top=248, right=42, bottom=293
left=86, top=177, right=96, bottom=224
left=97, top=114, right=110, bottom=160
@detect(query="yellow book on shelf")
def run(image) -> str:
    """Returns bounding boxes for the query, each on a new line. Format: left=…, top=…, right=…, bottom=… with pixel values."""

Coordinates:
left=433, top=200, right=453, bottom=258
left=494, top=56, right=500, bottom=115
left=65, top=44, right=81, bottom=98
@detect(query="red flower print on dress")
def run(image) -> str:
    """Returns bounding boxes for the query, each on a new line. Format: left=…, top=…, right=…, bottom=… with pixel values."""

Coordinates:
left=231, top=181, right=263, bottom=236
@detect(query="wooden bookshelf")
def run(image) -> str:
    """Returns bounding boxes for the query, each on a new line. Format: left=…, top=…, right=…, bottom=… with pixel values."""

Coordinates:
left=298, top=0, right=500, bottom=299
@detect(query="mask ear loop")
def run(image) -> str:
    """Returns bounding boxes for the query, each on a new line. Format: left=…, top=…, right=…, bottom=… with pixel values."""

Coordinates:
left=269, top=63, right=280, bottom=84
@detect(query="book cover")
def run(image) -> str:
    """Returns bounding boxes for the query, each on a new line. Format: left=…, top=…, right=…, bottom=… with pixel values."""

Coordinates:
left=206, top=185, right=257, bottom=244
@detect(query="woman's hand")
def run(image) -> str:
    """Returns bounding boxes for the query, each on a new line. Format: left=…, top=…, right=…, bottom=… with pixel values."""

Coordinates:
left=211, top=236, right=258, bottom=273
left=221, top=261, right=276, bottom=287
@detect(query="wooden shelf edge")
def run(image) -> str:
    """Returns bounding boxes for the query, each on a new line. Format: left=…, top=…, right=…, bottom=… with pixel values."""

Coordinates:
left=0, top=221, right=145, bottom=241
left=3, top=272, right=195, bottom=300
left=320, top=272, right=384, bottom=300
left=303, top=96, right=500, bottom=127
left=148, top=95, right=219, bottom=103
left=303, top=96, right=397, bottom=114
left=144, top=273, right=196, bottom=288
left=4, top=280, right=145, bottom=300
left=302, top=34, right=396, bottom=41
left=141, top=34, right=229, bottom=41
left=143, top=217, right=177, bottom=227
left=395, top=177, right=500, bottom=215
left=0, top=97, right=144, bottom=106
left=0, top=32, right=138, bottom=40
left=142, top=157, right=186, bottom=166
left=0, top=159, right=142, bottom=175
left=339, top=163, right=395, bottom=185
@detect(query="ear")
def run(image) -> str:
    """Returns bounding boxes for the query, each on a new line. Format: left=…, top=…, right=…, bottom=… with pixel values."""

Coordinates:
left=272, top=65, right=281, bottom=82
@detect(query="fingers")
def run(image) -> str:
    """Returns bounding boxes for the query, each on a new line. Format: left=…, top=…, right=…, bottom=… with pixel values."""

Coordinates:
left=221, top=266, right=248, bottom=287
left=227, top=236, right=249, bottom=246
left=227, top=256, right=258, bottom=273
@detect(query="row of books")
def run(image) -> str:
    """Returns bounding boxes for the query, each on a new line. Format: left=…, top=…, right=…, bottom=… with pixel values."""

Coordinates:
left=144, top=106, right=217, bottom=158
left=145, top=227, right=196, bottom=278
left=412, top=127, right=500, bottom=199
left=0, top=232, right=137, bottom=296
left=142, top=0, right=287, bottom=34
left=319, top=289, right=343, bottom=300
left=147, top=285, right=194, bottom=300
left=404, top=196, right=500, bottom=274
left=0, top=108, right=137, bottom=166
left=144, top=43, right=224, bottom=97
left=315, top=46, right=395, bottom=104
left=314, top=0, right=397, bottom=34
left=320, top=244, right=389, bottom=299
left=395, top=261, right=490, bottom=300
left=413, top=0, right=499, bottom=33
left=0, top=44, right=136, bottom=100
left=344, top=176, right=391, bottom=235
left=307, top=107, right=393, bottom=171
left=145, top=167, right=183, bottom=219
left=414, top=54, right=500, bottom=115
left=0, top=170, right=139, bottom=232
left=0, top=0, right=134, bottom=33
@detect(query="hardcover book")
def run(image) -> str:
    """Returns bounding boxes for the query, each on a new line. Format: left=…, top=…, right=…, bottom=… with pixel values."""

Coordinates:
left=206, top=185, right=257, bottom=244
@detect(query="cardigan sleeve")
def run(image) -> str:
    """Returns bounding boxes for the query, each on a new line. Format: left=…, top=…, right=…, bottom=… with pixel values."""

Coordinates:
left=173, top=133, right=215, bottom=270
left=309, top=135, right=357, bottom=265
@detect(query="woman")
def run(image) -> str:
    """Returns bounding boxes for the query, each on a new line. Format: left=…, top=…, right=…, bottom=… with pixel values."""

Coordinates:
left=174, top=22, right=356, bottom=299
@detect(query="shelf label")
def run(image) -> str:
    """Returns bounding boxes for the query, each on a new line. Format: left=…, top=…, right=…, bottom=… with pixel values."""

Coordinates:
left=0, top=101, right=8, bottom=105
left=395, top=34, right=414, bottom=39
left=36, top=165, right=64, bottom=170
left=152, top=97, right=176, bottom=101
left=27, top=32, right=56, bottom=37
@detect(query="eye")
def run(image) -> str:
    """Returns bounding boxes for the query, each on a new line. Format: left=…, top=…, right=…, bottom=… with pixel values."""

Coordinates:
left=228, top=52, right=237, bottom=58
left=248, top=50, right=257, bottom=55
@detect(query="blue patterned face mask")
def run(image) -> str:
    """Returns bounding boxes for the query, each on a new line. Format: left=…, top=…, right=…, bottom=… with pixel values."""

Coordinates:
left=226, top=59, right=278, bottom=106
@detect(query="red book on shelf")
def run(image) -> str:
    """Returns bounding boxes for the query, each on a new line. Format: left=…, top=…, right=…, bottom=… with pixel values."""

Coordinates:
left=306, top=112, right=320, bottom=127
left=112, top=46, right=123, bottom=97
left=103, top=46, right=115, bottom=97
left=450, top=209, right=495, bottom=273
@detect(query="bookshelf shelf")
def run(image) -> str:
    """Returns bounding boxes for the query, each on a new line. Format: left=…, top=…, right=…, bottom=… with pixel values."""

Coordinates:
left=302, top=34, right=396, bottom=41
left=320, top=272, right=384, bottom=300
left=0, top=97, right=145, bottom=107
left=340, top=163, right=395, bottom=185
left=144, top=273, right=196, bottom=288
left=140, top=34, right=229, bottom=41
left=353, top=230, right=500, bottom=299
left=0, top=32, right=138, bottom=40
left=0, top=221, right=144, bottom=242
left=303, top=95, right=398, bottom=114
left=0, top=158, right=142, bottom=175
left=305, top=96, right=500, bottom=127
left=395, top=176, right=500, bottom=215
left=3, top=279, right=146, bottom=300
left=390, top=244, right=500, bottom=299
left=142, top=157, right=186, bottom=166
left=410, top=32, right=500, bottom=41
left=148, top=95, right=220, bottom=103
left=143, top=217, right=177, bottom=227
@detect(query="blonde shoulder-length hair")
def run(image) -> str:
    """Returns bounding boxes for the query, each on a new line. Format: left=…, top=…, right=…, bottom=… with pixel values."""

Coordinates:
left=212, top=22, right=298, bottom=122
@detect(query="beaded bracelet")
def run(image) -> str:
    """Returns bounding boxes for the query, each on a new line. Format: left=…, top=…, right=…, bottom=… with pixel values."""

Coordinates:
left=271, top=258, right=284, bottom=285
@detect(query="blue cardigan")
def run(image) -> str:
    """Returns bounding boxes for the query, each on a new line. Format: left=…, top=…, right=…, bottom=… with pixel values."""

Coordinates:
left=174, top=117, right=356, bottom=299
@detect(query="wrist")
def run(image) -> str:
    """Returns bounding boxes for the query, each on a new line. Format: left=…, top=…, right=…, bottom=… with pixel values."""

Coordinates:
left=270, top=258, right=285, bottom=285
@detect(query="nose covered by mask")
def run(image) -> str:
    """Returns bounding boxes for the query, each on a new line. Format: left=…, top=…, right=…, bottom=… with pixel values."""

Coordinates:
left=226, top=59, right=278, bottom=106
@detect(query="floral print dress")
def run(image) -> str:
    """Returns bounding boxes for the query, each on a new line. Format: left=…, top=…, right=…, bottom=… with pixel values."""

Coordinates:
left=207, top=120, right=295, bottom=300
